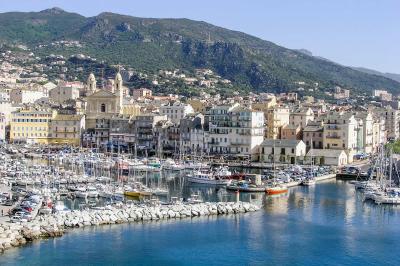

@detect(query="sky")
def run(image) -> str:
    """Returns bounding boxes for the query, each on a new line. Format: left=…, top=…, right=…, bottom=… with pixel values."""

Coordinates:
left=1, top=0, right=399, bottom=74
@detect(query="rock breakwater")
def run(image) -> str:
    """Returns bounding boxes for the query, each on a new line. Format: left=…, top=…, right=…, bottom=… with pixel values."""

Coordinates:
left=0, top=201, right=259, bottom=252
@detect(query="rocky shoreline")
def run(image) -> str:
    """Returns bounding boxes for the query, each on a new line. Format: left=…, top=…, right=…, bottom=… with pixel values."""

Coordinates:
left=0, top=201, right=260, bottom=253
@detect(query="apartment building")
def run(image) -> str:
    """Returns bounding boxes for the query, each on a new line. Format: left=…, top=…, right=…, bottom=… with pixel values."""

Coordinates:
left=375, top=106, right=400, bottom=140
left=266, top=106, right=290, bottom=139
left=354, top=112, right=374, bottom=153
left=321, top=111, right=358, bottom=162
left=10, top=107, right=53, bottom=144
left=180, top=113, right=205, bottom=154
left=207, top=104, right=264, bottom=161
left=289, top=107, right=314, bottom=128
left=10, top=89, right=46, bottom=104
left=49, top=82, right=82, bottom=104
left=159, top=102, right=194, bottom=124
left=48, top=113, right=85, bottom=146
left=135, top=114, right=167, bottom=155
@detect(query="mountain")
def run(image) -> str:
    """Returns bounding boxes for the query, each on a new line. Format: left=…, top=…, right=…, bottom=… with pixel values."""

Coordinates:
left=1, top=7, right=399, bottom=94
left=352, top=67, right=400, bottom=83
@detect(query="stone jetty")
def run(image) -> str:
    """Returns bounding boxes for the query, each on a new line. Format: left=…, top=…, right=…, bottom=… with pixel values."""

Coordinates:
left=0, top=201, right=260, bottom=253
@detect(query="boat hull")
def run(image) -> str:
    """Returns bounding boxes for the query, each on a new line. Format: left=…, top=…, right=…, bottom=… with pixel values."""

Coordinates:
left=187, top=177, right=230, bottom=186
left=266, top=187, right=288, bottom=195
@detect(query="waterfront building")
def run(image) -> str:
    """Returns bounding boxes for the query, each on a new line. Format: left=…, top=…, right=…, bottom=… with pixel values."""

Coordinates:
left=48, top=113, right=85, bottom=146
left=10, top=106, right=52, bottom=144
left=180, top=113, right=205, bottom=155
left=109, top=115, right=136, bottom=149
left=207, top=104, right=264, bottom=161
left=305, top=149, right=348, bottom=166
left=94, top=118, right=110, bottom=147
left=321, top=111, right=358, bottom=162
left=134, top=114, right=167, bottom=155
left=154, top=120, right=175, bottom=156
left=260, top=139, right=306, bottom=164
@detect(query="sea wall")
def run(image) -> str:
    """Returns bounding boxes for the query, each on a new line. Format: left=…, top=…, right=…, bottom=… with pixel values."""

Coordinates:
left=0, top=201, right=260, bottom=252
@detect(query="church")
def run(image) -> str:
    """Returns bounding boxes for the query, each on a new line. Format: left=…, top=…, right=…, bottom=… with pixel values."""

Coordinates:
left=85, top=71, right=128, bottom=129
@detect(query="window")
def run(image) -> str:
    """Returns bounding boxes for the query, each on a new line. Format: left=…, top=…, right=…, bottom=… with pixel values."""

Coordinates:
left=101, top=103, right=106, bottom=113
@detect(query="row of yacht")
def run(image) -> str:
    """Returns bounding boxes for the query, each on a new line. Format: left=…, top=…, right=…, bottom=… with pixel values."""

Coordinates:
left=354, top=147, right=400, bottom=205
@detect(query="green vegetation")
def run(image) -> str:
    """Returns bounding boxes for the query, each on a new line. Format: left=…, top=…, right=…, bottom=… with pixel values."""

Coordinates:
left=386, top=141, right=400, bottom=154
left=1, top=8, right=400, bottom=94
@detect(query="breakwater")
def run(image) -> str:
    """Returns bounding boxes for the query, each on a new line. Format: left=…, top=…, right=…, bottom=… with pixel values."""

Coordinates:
left=0, top=201, right=259, bottom=253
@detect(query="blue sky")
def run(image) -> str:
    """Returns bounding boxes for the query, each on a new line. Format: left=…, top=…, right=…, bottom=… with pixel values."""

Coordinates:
left=1, top=0, right=399, bottom=73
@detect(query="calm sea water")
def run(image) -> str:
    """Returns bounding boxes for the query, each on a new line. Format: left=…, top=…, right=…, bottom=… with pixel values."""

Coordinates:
left=1, top=180, right=400, bottom=266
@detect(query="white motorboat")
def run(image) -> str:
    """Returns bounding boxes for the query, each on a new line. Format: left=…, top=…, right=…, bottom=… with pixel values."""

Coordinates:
left=162, top=159, right=184, bottom=171
left=75, top=186, right=88, bottom=198
left=187, top=171, right=231, bottom=185
left=152, top=187, right=169, bottom=196
left=99, top=190, right=113, bottom=199
left=302, top=178, right=316, bottom=186
left=184, top=162, right=210, bottom=170
left=87, top=186, right=99, bottom=198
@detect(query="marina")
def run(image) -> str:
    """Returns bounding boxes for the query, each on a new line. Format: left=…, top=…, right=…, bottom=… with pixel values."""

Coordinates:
left=0, top=143, right=339, bottom=254
left=0, top=143, right=398, bottom=264
left=1, top=180, right=400, bottom=265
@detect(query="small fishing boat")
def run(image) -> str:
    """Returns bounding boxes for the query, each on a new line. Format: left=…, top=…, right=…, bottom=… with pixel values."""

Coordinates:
left=266, top=185, right=288, bottom=195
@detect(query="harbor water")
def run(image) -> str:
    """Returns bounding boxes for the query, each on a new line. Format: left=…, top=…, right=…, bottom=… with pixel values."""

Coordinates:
left=1, top=179, right=400, bottom=265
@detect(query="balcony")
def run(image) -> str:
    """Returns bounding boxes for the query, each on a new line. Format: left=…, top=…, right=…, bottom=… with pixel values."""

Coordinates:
left=137, top=135, right=153, bottom=140
left=54, top=130, right=77, bottom=133
left=231, top=142, right=244, bottom=146
left=325, top=135, right=341, bottom=139
left=326, top=125, right=340, bottom=130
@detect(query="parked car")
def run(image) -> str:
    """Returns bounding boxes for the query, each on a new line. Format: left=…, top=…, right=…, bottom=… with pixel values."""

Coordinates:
left=10, top=215, right=28, bottom=223
left=21, top=206, right=33, bottom=212
left=4, top=200, right=13, bottom=206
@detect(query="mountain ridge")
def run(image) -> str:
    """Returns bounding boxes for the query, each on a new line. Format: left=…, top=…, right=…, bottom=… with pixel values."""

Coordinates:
left=352, top=67, right=400, bottom=83
left=0, top=8, right=399, bottom=94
